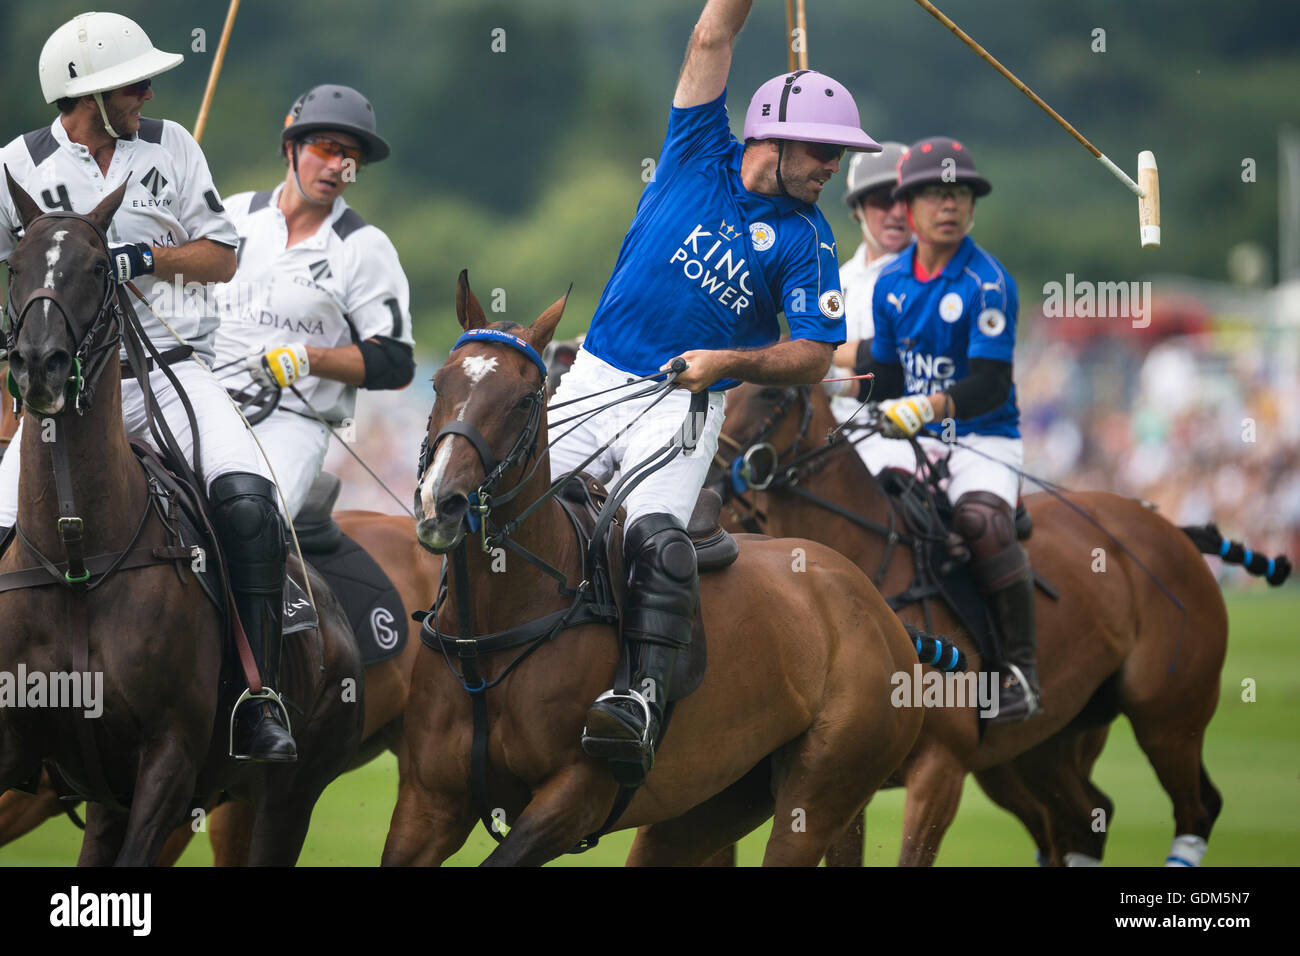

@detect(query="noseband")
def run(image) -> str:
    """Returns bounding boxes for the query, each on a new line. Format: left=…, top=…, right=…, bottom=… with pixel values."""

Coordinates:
left=3, top=211, right=122, bottom=414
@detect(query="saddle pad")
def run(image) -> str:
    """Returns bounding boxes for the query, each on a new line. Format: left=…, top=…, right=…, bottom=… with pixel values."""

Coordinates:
left=304, top=530, right=407, bottom=666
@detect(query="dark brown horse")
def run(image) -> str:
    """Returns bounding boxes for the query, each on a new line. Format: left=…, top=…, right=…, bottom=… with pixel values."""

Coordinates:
left=712, top=382, right=1269, bottom=867
left=0, top=509, right=434, bottom=864
left=0, top=177, right=363, bottom=865
left=382, top=274, right=921, bottom=866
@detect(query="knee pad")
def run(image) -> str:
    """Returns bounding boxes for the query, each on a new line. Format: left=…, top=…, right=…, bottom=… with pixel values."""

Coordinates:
left=624, top=513, right=697, bottom=646
left=953, top=491, right=1030, bottom=591
left=209, top=472, right=285, bottom=593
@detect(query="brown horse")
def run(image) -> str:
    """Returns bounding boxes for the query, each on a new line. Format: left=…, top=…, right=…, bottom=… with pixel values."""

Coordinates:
left=711, top=382, right=1266, bottom=867
left=0, top=509, right=434, bottom=864
left=0, top=177, right=363, bottom=865
left=382, top=274, right=921, bottom=866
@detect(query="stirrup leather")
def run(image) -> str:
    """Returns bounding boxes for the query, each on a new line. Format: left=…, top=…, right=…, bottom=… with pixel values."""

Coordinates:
left=227, top=686, right=293, bottom=759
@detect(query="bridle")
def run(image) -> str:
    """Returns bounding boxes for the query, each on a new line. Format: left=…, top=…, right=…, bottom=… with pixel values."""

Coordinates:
left=415, top=327, right=549, bottom=543
left=3, top=211, right=124, bottom=416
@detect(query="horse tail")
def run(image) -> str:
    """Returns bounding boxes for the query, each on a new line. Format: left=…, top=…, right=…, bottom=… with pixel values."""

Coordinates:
left=1180, top=523, right=1292, bottom=586
left=904, top=624, right=968, bottom=672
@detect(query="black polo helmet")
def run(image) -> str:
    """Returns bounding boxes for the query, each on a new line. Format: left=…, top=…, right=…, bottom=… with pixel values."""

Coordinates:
left=281, top=84, right=390, bottom=163
left=893, top=136, right=991, bottom=200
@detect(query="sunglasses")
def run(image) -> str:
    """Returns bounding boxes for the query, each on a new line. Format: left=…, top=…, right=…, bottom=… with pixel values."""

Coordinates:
left=116, top=78, right=151, bottom=97
left=300, top=135, right=365, bottom=167
left=916, top=183, right=974, bottom=202
left=801, top=141, right=846, bottom=164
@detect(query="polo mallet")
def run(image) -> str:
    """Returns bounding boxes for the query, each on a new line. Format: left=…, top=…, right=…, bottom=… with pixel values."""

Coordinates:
left=193, top=0, right=242, bottom=143
left=911, top=0, right=1160, bottom=247
left=785, top=0, right=809, bottom=70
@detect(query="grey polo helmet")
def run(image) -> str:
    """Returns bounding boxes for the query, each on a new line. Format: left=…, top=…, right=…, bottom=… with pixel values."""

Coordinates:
left=281, top=84, right=390, bottom=163
left=843, top=141, right=907, bottom=209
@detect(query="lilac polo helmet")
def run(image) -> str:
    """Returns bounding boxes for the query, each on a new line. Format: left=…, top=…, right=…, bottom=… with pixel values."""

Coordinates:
left=744, top=70, right=880, bottom=153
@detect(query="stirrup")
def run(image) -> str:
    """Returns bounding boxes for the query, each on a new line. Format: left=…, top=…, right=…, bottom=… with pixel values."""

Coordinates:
left=227, top=686, right=293, bottom=759
left=582, top=688, right=653, bottom=745
left=999, top=663, right=1042, bottom=720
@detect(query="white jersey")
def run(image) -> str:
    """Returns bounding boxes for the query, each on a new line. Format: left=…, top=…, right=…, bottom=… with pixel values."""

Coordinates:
left=0, top=116, right=238, bottom=357
left=832, top=243, right=899, bottom=423
left=212, top=185, right=413, bottom=424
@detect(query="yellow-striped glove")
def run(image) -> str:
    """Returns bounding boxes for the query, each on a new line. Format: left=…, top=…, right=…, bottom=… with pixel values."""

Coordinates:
left=247, top=344, right=310, bottom=389
left=879, top=395, right=935, bottom=439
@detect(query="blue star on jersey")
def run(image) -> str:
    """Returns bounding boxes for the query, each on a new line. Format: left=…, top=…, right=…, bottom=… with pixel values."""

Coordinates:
left=580, top=89, right=844, bottom=391
left=871, top=235, right=1021, bottom=438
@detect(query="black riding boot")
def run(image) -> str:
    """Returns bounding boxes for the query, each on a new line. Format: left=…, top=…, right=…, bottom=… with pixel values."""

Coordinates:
left=954, top=491, right=1042, bottom=724
left=582, top=513, right=697, bottom=786
left=0, top=525, right=11, bottom=559
left=986, top=573, right=1040, bottom=723
left=209, top=472, right=297, bottom=762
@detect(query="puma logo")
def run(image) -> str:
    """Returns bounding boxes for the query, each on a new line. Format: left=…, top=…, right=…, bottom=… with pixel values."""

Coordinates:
left=886, top=292, right=907, bottom=311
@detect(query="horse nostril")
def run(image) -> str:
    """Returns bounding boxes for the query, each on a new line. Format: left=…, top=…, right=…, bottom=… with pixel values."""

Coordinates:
left=8, top=353, right=24, bottom=372
left=438, top=493, right=468, bottom=523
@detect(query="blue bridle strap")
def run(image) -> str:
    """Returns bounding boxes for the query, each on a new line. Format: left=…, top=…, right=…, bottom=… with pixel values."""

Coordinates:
left=451, top=328, right=549, bottom=381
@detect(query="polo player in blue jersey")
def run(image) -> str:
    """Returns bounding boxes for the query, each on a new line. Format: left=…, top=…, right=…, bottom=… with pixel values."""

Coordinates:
left=547, top=0, right=881, bottom=784
left=858, top=136, right=1041, bottom=722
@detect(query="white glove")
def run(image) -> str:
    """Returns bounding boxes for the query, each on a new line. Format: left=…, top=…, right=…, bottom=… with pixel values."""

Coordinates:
left=879, top=395, right=936, bottom=439
left=246, top=343, right=309, bottom=389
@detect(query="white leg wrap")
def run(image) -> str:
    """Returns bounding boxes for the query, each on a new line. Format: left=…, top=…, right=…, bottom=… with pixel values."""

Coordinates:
left=1035, top=850, right=1050, bottom=867
left=1064, top=852, right=1102, bottom=867
left=1163, top=834, right=1207, bottom=867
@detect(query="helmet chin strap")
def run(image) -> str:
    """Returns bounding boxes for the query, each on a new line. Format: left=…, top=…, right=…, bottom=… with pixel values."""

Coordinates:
left=289, top=142, right=331, bottom=207
left=92, top=92, right=120, bottom=139
left=774, top=140, right=791, bottom=198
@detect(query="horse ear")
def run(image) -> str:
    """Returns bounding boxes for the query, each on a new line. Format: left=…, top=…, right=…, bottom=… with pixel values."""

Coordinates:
left=528, top=283, right=571, bottom=351
left=4, top=166, right=43, bottom=229
left=456, top=269, right=487, bottom=330
left=85, top=177, right=129, bottom=234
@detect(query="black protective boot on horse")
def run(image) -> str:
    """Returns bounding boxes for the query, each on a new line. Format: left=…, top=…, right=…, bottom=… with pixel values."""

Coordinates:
left=209, top=472, right=298, bottom=762
left=582, top=512, right=697, bottom=786
left=953, top=491, right=1041, bottom=723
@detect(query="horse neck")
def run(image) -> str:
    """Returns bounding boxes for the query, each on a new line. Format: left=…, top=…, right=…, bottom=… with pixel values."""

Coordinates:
left=444, top=423, right=581, bottom=638
left=16, top=363, right=145, bottom=555
left=771, top=398, right=896, bottom=566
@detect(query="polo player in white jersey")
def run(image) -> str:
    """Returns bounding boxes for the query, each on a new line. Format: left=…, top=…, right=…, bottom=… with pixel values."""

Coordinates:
left=213, top=84, right=414, bottom=520
left=0, top=13, right=297, bottom=761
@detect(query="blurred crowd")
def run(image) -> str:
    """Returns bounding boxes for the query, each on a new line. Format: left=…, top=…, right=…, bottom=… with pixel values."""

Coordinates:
left=1017, top=323, right=1300, bottom=587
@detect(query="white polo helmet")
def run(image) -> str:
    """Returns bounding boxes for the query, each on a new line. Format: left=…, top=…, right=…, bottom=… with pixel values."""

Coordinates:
left=39, top=12, right=182, bottom=104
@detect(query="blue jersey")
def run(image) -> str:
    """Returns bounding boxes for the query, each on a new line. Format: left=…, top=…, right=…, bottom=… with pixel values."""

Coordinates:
left=580, top=90, right=845, bottom=391
left=871, top=235, right=1020, bottom=438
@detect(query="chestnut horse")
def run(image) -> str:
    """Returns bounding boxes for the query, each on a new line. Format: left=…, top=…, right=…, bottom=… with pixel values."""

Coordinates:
left=382, top=274, right=921, bottom=866
left=0, top=509, right=433, bottom=864
left=0, top=178, right=362, bottom=864
left=712, top=383, right=1280, bottom=867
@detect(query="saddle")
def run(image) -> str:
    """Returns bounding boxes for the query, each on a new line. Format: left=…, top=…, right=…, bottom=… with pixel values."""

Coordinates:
left=558, top=475, right=739, bottom=707
left=875, top=467, right=1055, bottom=679
left=290, top=473, right=408, bottom=666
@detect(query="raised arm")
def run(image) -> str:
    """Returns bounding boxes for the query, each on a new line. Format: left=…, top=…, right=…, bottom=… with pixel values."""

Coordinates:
left=673, top=0, right=755, bottom=108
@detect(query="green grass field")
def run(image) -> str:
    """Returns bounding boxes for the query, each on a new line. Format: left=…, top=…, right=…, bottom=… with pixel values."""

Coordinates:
left=3, top=589, right=1296, bottom=866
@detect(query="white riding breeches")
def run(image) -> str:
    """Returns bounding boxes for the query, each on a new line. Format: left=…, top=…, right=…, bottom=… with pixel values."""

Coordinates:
left=865, top=432, right=1024, bottom=508
left=546, top=348, right=726, bottom=530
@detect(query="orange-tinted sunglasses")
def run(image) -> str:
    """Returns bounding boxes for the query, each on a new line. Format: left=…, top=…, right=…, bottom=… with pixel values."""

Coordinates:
left=300, top=135, right=364, bottom=167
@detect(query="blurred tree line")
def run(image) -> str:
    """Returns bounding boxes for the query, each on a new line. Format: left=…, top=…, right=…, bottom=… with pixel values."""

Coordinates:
left=2, top=0, right=1297, bottom=353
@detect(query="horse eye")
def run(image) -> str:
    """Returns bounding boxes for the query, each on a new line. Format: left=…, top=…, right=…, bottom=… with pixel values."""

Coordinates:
left=93, top=260, right=108, bottom=276
left=516, top=394, right=535, bottom=410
